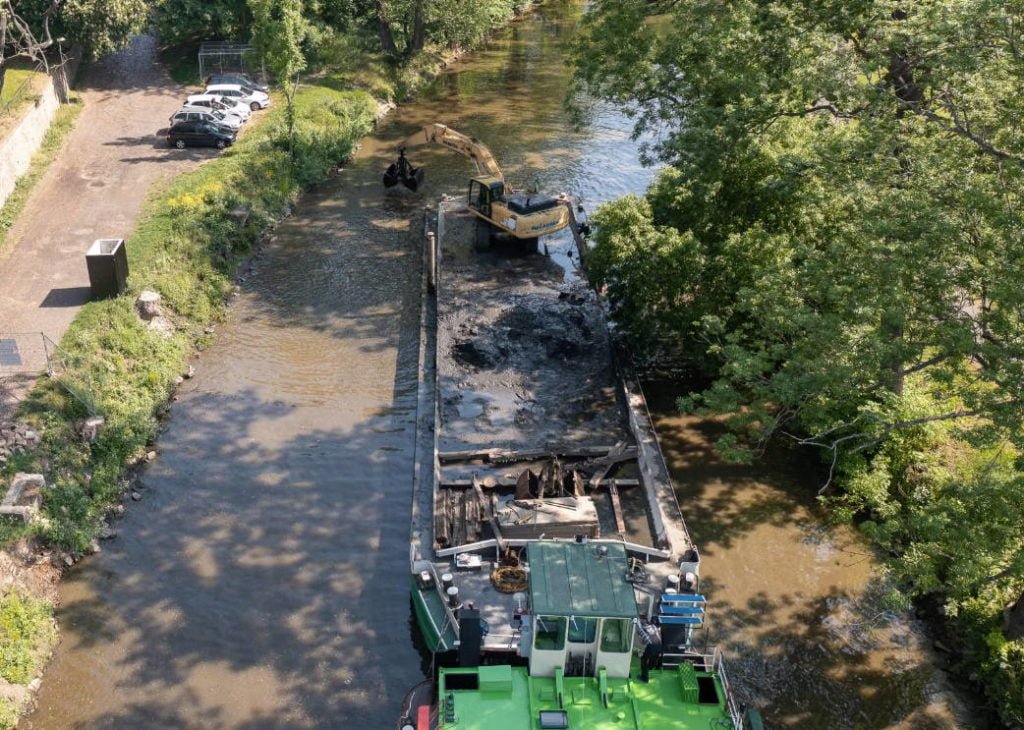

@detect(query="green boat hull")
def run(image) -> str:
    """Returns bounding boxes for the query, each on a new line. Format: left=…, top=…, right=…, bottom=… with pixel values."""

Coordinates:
left=428, top=661, right=748, bottom=730
left=411, top=575, right=458, bottom=653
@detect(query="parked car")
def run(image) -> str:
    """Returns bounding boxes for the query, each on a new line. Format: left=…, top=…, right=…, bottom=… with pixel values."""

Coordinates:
left=185, top=94, right=251, bottom=122
left=206, top=73, right=268, bottom=93
left=166, top=120, right=236, bottom=149
left=169, top=107, right=243, bottom=131
left=206, top=83, right=271, bottom=111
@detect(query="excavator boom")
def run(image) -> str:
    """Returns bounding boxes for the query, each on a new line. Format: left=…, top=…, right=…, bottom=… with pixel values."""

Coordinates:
left=422, top=123, right=505, bottom=185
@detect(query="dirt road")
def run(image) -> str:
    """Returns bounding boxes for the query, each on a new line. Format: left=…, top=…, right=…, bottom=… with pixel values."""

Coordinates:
left=0, top=34, right=212, bottom=415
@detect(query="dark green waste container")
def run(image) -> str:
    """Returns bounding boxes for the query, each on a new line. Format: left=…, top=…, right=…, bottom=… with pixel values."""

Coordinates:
left=86, top=238, right=128, bottom=299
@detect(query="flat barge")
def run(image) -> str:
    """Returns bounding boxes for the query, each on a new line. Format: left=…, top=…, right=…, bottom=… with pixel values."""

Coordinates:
left=410, top=198, right=703, bottom=648
left=403, top=197, right=758, bottom=729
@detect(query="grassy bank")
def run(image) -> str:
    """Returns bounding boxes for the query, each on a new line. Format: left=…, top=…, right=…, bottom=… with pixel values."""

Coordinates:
left=0, top=65, right=50, bottom=141
left=0, top=95, right=83, bottom=253
left=0, top=591, right=56, bottom=728
left=3, top=83, right=377, bottom=553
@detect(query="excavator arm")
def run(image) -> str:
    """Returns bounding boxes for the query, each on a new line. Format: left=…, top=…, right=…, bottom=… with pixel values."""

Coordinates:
left=421, top=123, right=505, bottom=184
left=382, top=122, right=586, bottom=246
left=383, top=123, right=506, bottom=192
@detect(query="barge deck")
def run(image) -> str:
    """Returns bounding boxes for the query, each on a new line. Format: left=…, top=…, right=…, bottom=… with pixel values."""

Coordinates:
left=409, top=199, right=698, bottom=656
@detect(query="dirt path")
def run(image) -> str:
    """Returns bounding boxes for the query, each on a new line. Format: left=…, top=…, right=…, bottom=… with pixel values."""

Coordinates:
left=0, top=34, right=213, bottom=416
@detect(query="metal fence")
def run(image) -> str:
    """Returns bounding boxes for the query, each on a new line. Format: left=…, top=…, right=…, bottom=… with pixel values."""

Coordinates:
left=0, top=332, right=97, bottom=415
left=198, top=42, right=264, bottom=83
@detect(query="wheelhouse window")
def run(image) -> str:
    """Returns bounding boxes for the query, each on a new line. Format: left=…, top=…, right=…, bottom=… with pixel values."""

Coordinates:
left=600, top=618, right=631, bottom=653
left=568, top=617, right=597, bottom=643
left=534, top=616, right=566, bottom=651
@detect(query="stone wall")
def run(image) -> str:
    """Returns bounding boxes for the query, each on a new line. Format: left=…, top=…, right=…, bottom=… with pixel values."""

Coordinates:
left=0, top=46, right=81, bottom=210
left=0, top=79, right=60, bottom=208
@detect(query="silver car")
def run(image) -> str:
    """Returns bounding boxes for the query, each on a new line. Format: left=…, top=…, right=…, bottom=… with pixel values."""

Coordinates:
left=170, top=107, right=243, bottom=131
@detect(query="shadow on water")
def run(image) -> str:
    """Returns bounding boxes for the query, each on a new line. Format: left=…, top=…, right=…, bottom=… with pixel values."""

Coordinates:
left=27, top=123, right=428, bottom=730
left=41, top=399, right=421, bottom=728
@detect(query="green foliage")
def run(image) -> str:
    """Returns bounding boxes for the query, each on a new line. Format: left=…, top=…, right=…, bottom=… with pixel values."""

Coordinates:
left=0, top=699, right=17, bottom=730
left=879, top=449, right=1024, bottom=602
left=310, top=32, right=396, bottom=99
left=959, top=586, right=1024, bottom=725
left=249, top=0, right=308, bottom=83
left=250, top=0, right=308, bottom=158
left=0, top=591, right=54, bottom=686
left=0, top=64, right=49, bottom=141
left=58, top=0, right=148, bottom=58
left=158, top=43, right=201, bottom=85
left=574, top=0, right=1024, bottom=473
left=575, top=1, right=1024, bottom=721
left=9, top=83, right=375, bottom=553
left=425, top=0, right=521, bottom=50
left=14, top=0, right=147, bottom=59
left=277, top=89, right=375, bottom=186
left=0, top=66, right=44, bottom=107
left=153, top=0, right=252, bottom=47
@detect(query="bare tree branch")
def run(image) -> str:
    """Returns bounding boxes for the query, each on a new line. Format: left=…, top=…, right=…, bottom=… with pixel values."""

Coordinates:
left=885, top=87, right=1024, bottom=166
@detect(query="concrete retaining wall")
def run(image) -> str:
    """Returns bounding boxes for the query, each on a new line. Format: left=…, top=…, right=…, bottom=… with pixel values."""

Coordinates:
left=0, top=46, right=81, bottom=211
left=0, top=78, right=61, bottom=208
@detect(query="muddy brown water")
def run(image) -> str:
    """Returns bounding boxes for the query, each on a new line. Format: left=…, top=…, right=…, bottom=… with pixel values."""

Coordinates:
left=646, top=384, right=974, bottom=729
left=24, top=2, right=968, bottom=728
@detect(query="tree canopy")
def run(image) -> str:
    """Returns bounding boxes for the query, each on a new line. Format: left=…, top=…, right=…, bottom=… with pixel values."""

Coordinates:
left=573, top=0, right=1024, bottom=721
left=6, top=0, right=146, bottom=60
left=575, top=0, right=1024, bottom=462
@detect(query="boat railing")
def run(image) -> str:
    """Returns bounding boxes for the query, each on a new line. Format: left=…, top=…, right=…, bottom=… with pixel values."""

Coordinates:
left=710, top=646, right=745, bottom=730
left=426, top=561, right=461, bottom=644
left=627, top=365, right=696, bottom=553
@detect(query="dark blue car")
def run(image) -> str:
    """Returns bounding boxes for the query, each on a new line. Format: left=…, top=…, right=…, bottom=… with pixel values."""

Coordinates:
left=166, top=120, right=236, bottom=150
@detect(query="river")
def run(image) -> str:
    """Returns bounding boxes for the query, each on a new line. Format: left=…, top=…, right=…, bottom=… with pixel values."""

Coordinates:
left=24, top=2, right=968, bottom=728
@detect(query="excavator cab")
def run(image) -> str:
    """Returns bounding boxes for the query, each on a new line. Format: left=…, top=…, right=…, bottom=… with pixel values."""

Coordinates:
left=468, top=177, right=505, bottom=218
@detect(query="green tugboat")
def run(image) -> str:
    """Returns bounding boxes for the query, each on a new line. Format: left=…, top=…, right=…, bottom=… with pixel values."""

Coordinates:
left=399, top=542, right=760, bottom=730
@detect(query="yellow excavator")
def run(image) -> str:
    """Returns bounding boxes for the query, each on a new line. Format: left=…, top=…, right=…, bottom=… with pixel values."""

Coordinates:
left=383, top=123, right=575, bottom=248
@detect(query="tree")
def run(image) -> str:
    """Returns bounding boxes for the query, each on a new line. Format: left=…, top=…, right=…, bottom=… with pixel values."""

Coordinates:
left=153, top=0, right=252, bottom=47
left=1, top=0, right=57, bottom=96
left=573, top=3, right=1024, bottom=717
left=574, top=0, right=1024, bottom=467
left=375, top=0, right=396, bottom=56
left=374, top=0, right=424, bottom=58
left=58, top=0, right=146, bottom=57
left=249, top=0, right=307, bottom=159
left=10, top=0, right=146, bottom=60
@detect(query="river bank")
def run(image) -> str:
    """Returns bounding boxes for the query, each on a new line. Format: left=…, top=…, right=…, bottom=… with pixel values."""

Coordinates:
left=0, top=8, right=546, bottom=728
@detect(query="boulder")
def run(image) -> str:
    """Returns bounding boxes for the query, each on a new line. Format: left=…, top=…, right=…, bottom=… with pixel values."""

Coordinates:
left=0, top=473, right=46, bottom=524
left=136, top=290, right=163, bottom=321
left=80, top=416, right=105, bottom=443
